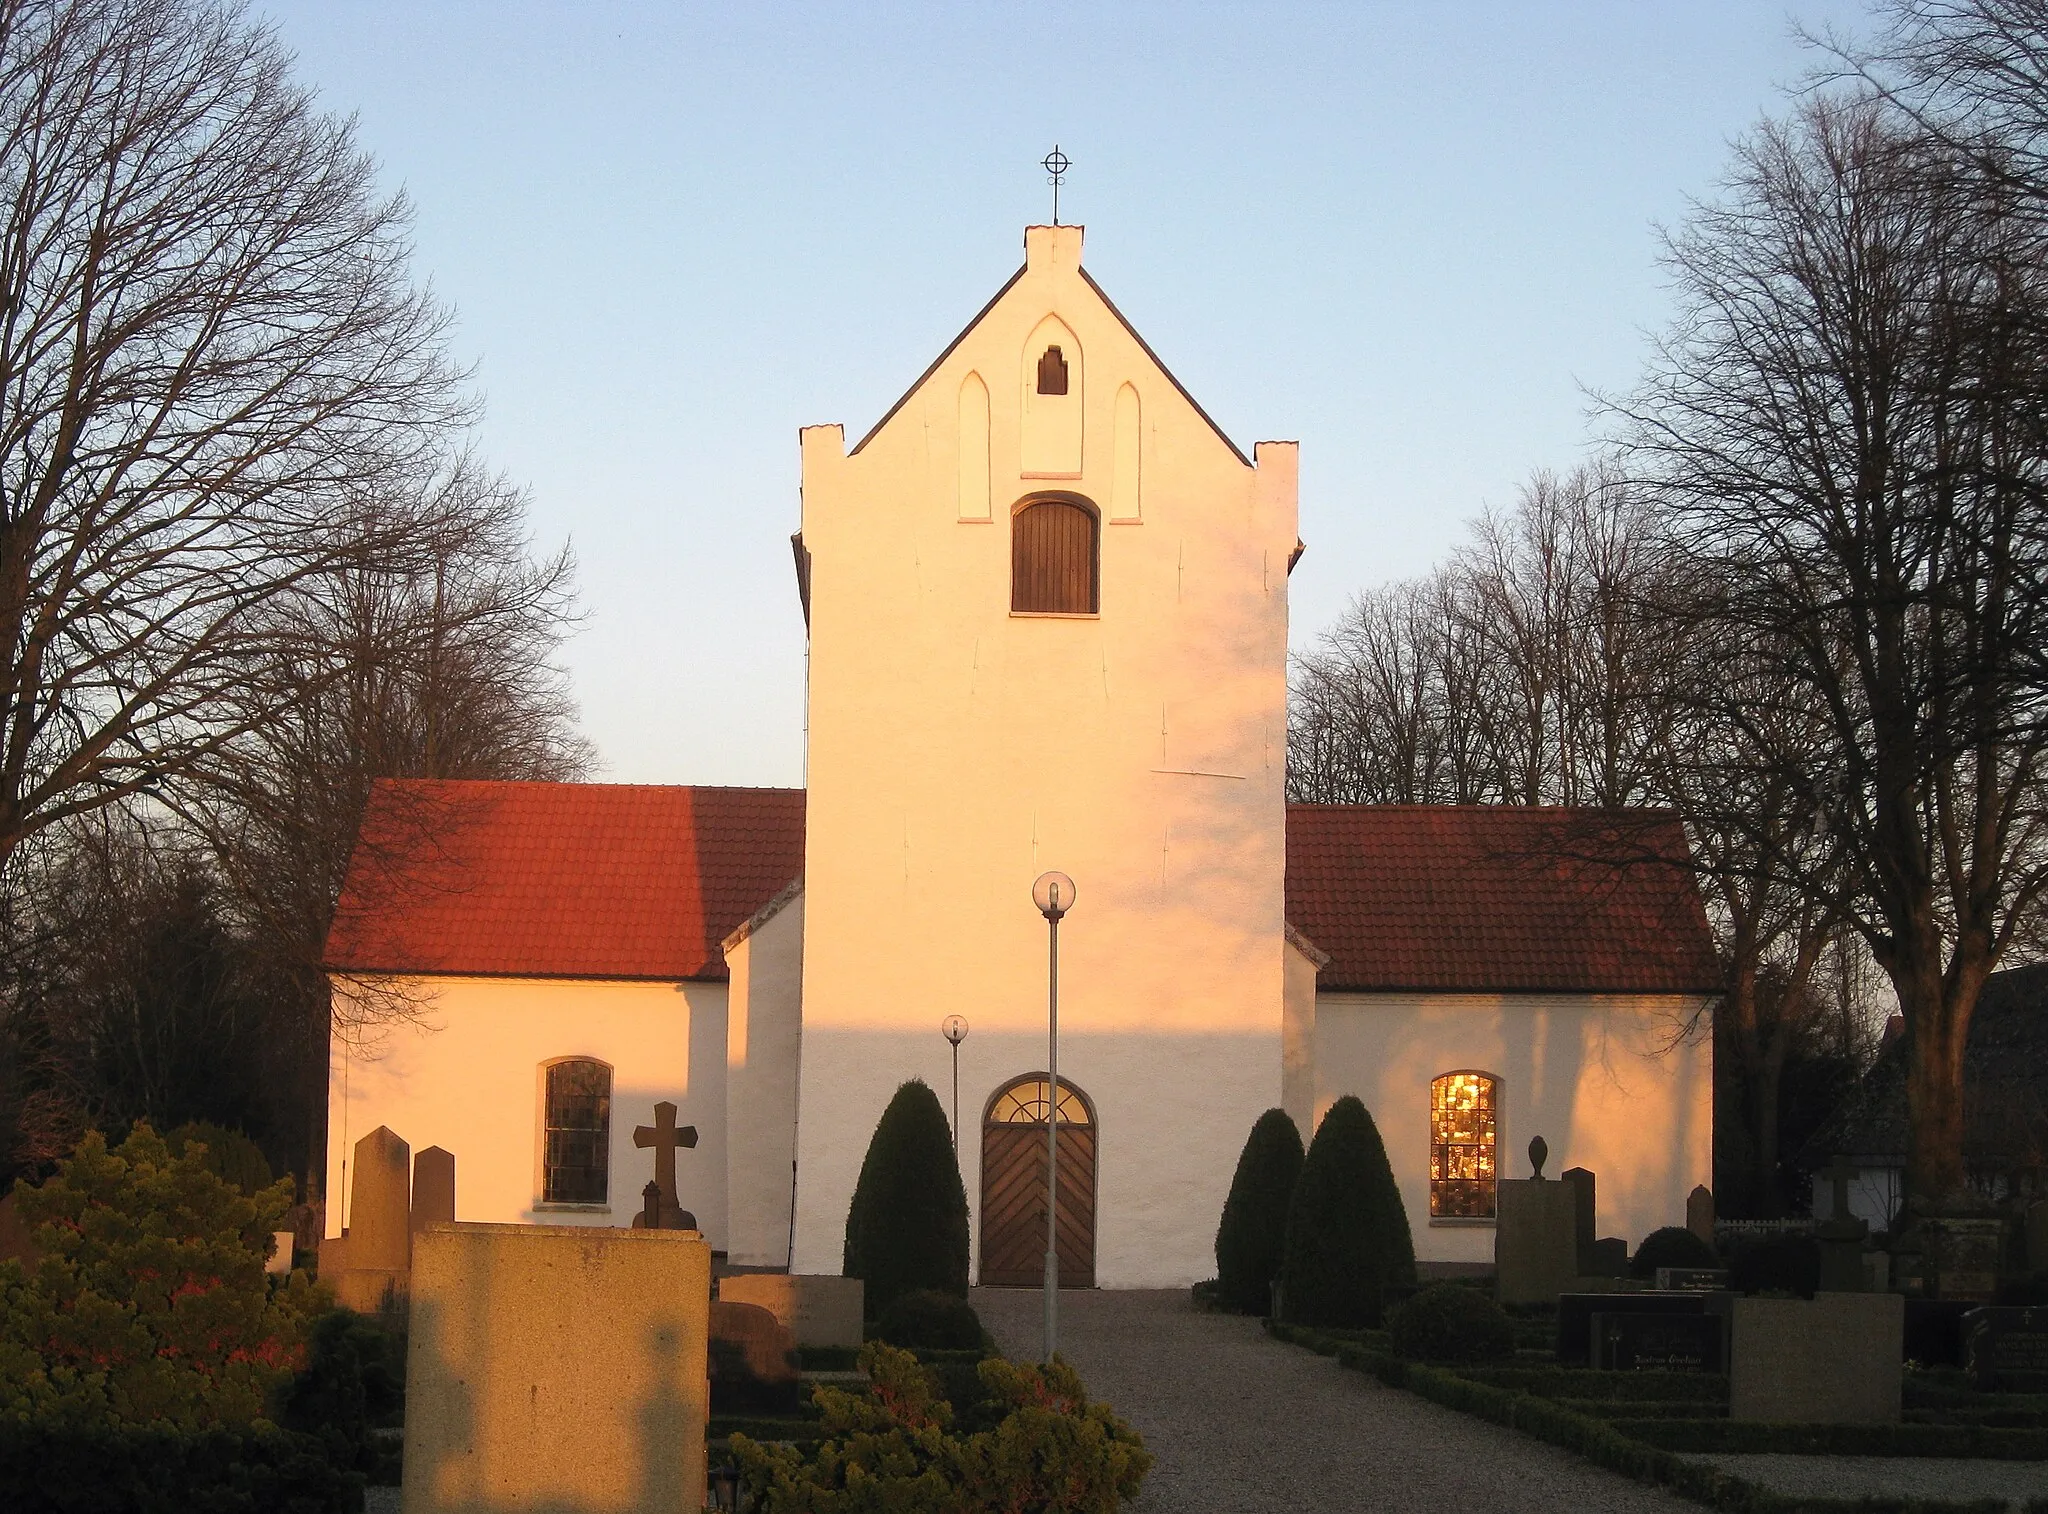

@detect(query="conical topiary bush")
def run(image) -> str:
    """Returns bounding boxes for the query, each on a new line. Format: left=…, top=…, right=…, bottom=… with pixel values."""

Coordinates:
left=1280, top=1095, right=1416, bottom=1327
left=1215, top=1108, right=1304, bottom=1314
left=843, top=1078, right=971, bottom=1318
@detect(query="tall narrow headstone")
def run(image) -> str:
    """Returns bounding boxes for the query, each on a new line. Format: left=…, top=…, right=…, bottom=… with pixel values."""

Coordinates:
left=1562, top=1167, right=1596, bottom=1274
left=412, top=1146, right=455, bottom=1234
left=337, top=1125, right=410, bottom=1313
left=1686, top=1185, right=1716, bottom=1246
left=1496, top=1172, right=1579, bottom=1307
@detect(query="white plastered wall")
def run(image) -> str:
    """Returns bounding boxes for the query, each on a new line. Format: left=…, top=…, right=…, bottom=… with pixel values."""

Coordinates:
left=1310, top=992, right=1713, bottom=1265
left=793, top=224, right=1297, bottom=1287
left=724, top=888, right=805, bottom=1267
left=326, top=976, right=729, bottom=1247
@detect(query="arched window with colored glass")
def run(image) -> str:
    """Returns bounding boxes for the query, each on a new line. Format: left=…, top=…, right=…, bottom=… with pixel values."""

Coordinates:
left=1430, top=1071, right=1499, bottom=1219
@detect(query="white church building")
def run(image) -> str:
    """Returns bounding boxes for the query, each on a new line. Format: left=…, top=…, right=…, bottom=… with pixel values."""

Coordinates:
left=323, top=225, right=1720, bottom=1287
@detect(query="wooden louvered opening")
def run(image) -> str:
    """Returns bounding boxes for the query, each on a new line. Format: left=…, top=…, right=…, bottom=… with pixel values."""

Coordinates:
left=979, top=1075, right=1096, bottom=1288
left=1011, top=497, right=1099, bottom=615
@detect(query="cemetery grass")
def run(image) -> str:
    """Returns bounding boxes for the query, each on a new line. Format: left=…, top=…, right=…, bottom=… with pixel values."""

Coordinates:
left=1265, top=1320, right=2048, bottom=1514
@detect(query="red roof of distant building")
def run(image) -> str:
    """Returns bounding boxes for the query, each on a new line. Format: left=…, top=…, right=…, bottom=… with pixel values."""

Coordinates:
left=1285, top=805, right=1723, bottom=995
left=324, top=780, right=805, bottom=981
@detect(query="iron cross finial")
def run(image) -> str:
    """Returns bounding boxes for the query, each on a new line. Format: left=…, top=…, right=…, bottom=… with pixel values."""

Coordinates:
left=1042, top=145, right=1071, bottom=225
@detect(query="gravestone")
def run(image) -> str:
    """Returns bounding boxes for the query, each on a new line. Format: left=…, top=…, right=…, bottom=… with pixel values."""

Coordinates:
left=404, top=1223, right=710, bottom=1514
left=1591, top=1309, right=1724, bottom=1372
left=1655, top=1267, right=1728, bottom=1292
left=1587, top=1238, right=1629, bottom=1278
left=631, top=1101, right=698, bottom=1230
left=1686, top=1185, right=1715, bottom=1246
left=719, top=1273, right=864, bottom=1349
left=1496, top=1138, right=1578, bottom=1307
left=411, top=1147, right=454, bottom=1234
left=1562, top=1167, right=1596, bottom=1274
left=1558, top=1292, right=1706, bottom=1365
left=267, top=1231, right=295, bottom=1275
left=1964, top=1306, right=2048, bottom=1391
left=2027, top=1200, right=2048, bottom=1273
left=1814, top=1156, right=1871, bottom=1293
left=334, top=1125, right=410, bottom=1313
left=1730, top=1294, right=1904, bottom=1423
left=1921, top=1216, right=2005, bottom=1302
left=708, top=1299, right=800, bottom=1414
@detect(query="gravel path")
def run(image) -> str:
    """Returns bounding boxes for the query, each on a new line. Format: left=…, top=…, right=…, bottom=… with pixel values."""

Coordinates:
left=970, top=1287, right=1696, bottom=1514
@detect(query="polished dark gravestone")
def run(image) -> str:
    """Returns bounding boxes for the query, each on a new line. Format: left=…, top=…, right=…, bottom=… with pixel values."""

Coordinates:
left=1964, top=1306, right=2048, bottom=1391
left=1591, top=1309, right=1725, bottom=1372
left=1557, top=1292, right=1707, bottom=1366
left=1656, top=1268, right=1729, bottom=1292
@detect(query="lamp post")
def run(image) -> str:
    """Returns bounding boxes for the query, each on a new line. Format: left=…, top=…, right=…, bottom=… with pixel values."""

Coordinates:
left=1030, top=870, right=1075, bottom=1364
left=941, top=1015, right=969, bottom=1153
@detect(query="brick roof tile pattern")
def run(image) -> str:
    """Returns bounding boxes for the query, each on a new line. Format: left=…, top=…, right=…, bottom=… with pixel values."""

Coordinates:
left=1285, top=805, right=1723, bottom=996
left=324, top=779, right=805, bottom=981
left=325, top=781, right=1721, bottom=995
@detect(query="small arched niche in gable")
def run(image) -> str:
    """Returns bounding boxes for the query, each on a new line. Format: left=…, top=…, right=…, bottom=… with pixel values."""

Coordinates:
left=1021, top=315, right=1082, bottom=478
left=957, top=371, right=991, bottom=520
left=1110, top=383, right=1141, bottom=522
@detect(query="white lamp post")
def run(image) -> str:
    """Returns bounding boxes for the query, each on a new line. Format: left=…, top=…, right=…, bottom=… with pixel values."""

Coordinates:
left=941, top=1014, right=969, bottom=1152
left=1031, top=870, right=1076, bottom=1363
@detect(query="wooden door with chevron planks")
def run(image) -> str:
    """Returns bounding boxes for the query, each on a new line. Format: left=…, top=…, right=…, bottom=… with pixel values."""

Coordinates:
left=978, top=1075, right=1096, bottom=1287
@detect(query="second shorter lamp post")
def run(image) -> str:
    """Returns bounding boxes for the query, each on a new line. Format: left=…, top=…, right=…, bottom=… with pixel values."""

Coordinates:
left=941, top=1014, right=969, bottom=1152
left=1031, top=869, right=1076, bottom=1364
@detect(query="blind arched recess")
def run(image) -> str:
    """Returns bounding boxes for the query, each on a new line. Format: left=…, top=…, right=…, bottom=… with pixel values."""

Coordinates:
left=1011, top=497, right=1099, bottom=614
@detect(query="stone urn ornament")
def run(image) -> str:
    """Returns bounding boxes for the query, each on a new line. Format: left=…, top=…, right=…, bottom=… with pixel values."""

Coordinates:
left=1528, top=1135, right=1549, bottom=1179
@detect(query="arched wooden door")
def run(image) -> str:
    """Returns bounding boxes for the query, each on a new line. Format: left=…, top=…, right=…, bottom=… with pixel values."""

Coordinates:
left=979, top=1074, right=1096, bottom=1287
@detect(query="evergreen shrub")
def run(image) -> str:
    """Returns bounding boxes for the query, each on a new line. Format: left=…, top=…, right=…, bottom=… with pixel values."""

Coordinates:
left=1214, top=1108, right=1303, bottom=1314
left=842, top=1080, right=970, bottom=1319
left=729, top=1342, right=1150, bottom=1513
left=1279, top=1096, right=1415, bottom=1328
left=164, top=1122, right=274, bottom=1198
left=0, top=1123, right=319, bottom=1428
left=0, top=1420, right=358, bottom=1514
left=1385, top=1282, right=1515, bottom=1363
left=279, top=1310, right=405, bottom=1482
left=1628, top=1226, right=1718, bottom=1280
left=877, top=1288, right=985, bottom=1351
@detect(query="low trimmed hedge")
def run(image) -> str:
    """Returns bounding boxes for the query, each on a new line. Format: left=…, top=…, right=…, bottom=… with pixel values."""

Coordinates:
left=1623, top=1419, right=2048, bottom=1460
left=0, top=1421, right=361, bottom=1514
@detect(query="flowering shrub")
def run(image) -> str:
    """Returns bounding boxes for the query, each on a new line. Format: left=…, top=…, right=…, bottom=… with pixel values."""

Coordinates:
left=730, top=1342, right=1151, bottom=1513
left=0, top=1123, right=323, bottom=1428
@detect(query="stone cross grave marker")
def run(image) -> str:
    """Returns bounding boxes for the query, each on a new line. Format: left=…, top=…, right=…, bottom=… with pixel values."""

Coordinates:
left=633, top=1101, right=698, bottom=1231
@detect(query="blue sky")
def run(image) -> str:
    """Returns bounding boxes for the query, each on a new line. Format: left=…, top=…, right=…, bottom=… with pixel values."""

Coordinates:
left=255, top=1, right=1878, bottom=787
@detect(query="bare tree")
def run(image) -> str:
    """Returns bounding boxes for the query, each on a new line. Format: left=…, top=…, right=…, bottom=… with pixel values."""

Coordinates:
left=0, top=0, right=469, bottom=868
left=1620, top=94, right=2048, bottom=1212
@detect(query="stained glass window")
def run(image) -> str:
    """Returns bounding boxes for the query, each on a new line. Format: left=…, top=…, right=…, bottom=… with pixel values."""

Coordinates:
left=1430, top=1071, right=1498, bottom=1218
left=544, top=1058, right=611, bottom=1204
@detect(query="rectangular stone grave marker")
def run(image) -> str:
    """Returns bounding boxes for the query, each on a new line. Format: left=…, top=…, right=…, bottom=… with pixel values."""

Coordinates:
left=1730, top=1293, right=1903, bottom=1424
left=1557, top=1292, right=1706, bottom=1366
left=1655, top=1267, right=1728, bottom=1292
left=1687, top=1184, right=1715, bottom=1245
left=718, top=1273, right=864, bottom=1349
left=404, top=1222, right=710, bottom=1514
left=1922, top=1217, right=2005, bottom=1303
left=1591, top=1310, right=1724, bottom=1372
left=267, top=1231, right=295, bottom=1275
left=1496, top=1177, right=1578, bottom=1307
left=1563, top=1167, right=1596, bottom=1273
left=411, top=1146, right=454, bottom=1234
left=335, top=1125, right=410, bottom=1314
left=1964, top=1307, right=2048, bottom=1391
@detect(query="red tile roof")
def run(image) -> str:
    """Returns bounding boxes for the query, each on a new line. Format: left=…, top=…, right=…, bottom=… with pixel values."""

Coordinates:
left=1285, top=805, right=1723, bottom=995
left=324, top=780, right=805, bottom=981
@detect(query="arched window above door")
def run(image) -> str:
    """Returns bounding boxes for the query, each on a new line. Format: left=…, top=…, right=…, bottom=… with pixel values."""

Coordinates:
left=1011, top=495, right=1099, bottom=615
left=1430, top=1070, right=1499, bottom=1219
left=985, top=1074, right=1092, bottom=1126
